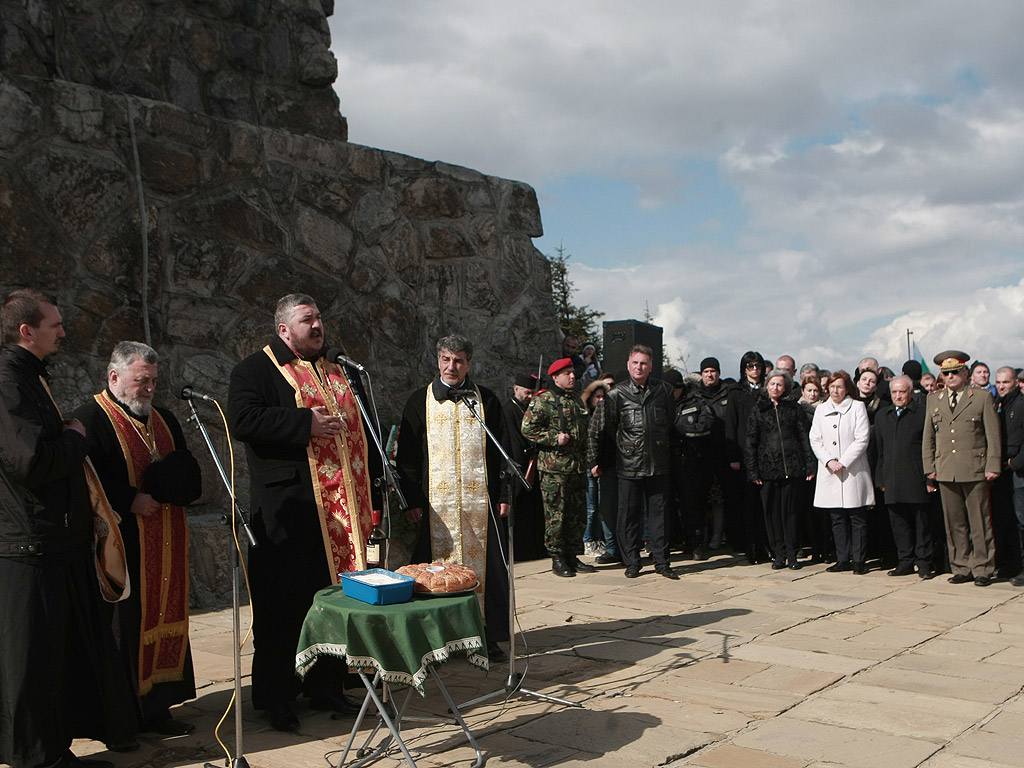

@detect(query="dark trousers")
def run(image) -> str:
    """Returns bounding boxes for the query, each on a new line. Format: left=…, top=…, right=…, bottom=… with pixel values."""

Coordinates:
left=618, top=474, right=670, bottom=568
left=741, top=478, right=769, bottom=559
left=1014, top=476, right=1024, bottom=568
left=760, top=478, right=801, bottom=564
left=887, top=502, right=934, bottom=571
left=248, top=539, right=348, bottom=709
left=672, top=457, right=705, bottom=550
left=827, top=506, right=868, bottom=565
left=596, top=469, right=620, bottom=557
left=992, top=473, right=1021, bottom=576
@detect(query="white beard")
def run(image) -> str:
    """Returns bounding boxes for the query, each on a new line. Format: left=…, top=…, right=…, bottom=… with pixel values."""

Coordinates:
left=112, top=388, right=153, bottom=418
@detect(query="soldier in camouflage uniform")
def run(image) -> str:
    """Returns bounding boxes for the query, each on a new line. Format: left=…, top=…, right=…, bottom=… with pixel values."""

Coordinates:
left=522, top=358, right=594, bottom=577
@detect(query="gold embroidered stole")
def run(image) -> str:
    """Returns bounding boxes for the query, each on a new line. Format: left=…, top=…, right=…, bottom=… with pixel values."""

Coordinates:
left=424, top=387, right=489, bottom=611
left=263, top=346, right=373, bottom=579
left=94, top=391, right=189, bottom=694
left=37, top=377, right=129, bottom=603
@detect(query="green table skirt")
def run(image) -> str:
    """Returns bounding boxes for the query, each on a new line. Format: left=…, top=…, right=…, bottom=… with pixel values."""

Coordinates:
left=296, top=585, right=489, bottom=694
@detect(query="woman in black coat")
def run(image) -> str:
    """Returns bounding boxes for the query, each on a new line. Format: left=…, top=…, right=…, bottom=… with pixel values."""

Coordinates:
left=744, top=371, right=817, bottom=569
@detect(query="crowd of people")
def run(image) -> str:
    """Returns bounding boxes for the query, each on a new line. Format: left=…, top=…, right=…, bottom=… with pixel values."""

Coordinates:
left=3, top=286, right=1022, bottom=765
left=516, top=340, right=1024, bottom=593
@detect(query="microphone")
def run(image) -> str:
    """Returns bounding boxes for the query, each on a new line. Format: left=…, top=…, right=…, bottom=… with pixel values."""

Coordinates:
left=179, top=385, right=216, bottom=403
left=325, top=347, right=366, bottom=372
left=447, top=387, right=478, bottom=402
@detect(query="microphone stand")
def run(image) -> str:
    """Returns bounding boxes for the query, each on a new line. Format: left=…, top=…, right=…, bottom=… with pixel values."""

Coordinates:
left=342, top=365, right=407, bottom=568
left=182, top=396, right=254, bottom=768
left=453, top=391, right=581, bottom=710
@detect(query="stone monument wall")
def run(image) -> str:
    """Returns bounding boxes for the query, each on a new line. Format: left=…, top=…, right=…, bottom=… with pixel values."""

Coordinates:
left=0, top=0, right=560, bottom=607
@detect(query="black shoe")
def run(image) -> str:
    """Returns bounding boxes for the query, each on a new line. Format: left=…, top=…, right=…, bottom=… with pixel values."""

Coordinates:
left=624, top=565, right=641, bottom=578
left=104, top=740, right=140, bottom=753
left=595, top=552, right=621, bottom=564
left=571, top=557, right=597, bottom=574
left=551, top=556, right=575, bottom=577
left=64, top=753, right=114, bottom=768
left=888, top=566, right=915, bottom=577
left=918, top=568, right=935, bottom=580
left=1012, top=575, right=1024, bottom=587
left=788, top=562, right=801, bottom=570
left=771, top=559, right=786, bottom=570
left=692, top=546, right=708, bottom=561
left=655, top=565, right=679, bottom=580
left=826, top=562, right=852, bottom=573
left=948, top=573, right=973, bottom=584
left=852, top=563, right=868, bottom=575
left=266, top=702, right=299, bottom=731
left=487, top=642, right=508, bottom=663
left=974, top=575, right=992, bottom=587
left=310, top=692, right=362, bottom=715
left=145, top=716, right=195, bottom=736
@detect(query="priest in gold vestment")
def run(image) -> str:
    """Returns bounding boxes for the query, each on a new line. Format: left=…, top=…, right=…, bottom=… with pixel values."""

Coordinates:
left=398, top=334, right=511, bottom=660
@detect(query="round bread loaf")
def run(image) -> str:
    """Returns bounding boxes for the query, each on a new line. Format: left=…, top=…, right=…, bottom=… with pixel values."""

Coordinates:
left=396, top=562, right=478, bottom=593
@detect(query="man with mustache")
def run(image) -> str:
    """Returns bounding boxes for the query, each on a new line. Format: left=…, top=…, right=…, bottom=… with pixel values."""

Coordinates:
left=229, top=293, right=379, bottom=731
left=73, top=341, right=202, bottom=737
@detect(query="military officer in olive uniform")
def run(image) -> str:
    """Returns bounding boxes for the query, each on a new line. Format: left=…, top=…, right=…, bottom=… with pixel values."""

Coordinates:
left=521, top=357, right=593, bottom=577
left=922, top=350, right=1002, bottom=586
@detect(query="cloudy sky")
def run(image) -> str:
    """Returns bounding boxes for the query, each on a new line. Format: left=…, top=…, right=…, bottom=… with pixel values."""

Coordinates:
left=329, top=2, right=1024, bottom=374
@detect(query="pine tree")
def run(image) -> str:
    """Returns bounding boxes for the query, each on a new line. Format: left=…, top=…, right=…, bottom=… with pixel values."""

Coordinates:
left=548, top=242, right=604, bottom=352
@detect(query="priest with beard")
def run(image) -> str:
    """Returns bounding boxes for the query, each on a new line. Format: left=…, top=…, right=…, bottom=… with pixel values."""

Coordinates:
left=229, top=293, right=379, bottom=731
left=73, top=341, right=202, bottom=737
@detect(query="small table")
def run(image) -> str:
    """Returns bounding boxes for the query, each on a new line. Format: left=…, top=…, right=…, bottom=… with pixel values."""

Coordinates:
left=296, top=586, right=489, bottom=768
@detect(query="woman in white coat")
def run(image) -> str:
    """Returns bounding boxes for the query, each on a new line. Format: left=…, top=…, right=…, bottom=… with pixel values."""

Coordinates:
left=810, top=369, right=875, bottom=573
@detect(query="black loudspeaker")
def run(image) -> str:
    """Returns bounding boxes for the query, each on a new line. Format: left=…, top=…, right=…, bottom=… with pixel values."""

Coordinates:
left=602, top=320, right=663, bottom=380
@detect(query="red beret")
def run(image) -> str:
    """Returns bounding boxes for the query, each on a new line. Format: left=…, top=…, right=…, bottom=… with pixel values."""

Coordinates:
left=548, top=357, right=574, bottom=377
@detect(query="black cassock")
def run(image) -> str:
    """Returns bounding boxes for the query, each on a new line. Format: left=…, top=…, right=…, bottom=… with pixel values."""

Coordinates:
left=397, top=378, right=510, bottom=644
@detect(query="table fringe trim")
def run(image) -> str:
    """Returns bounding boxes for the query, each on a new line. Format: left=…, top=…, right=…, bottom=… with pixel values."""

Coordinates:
left=296, top=635, right=489, bottom=694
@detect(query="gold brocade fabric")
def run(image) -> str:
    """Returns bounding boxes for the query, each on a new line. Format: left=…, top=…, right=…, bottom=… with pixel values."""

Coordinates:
left=425, top=388, right=489, bottom=611
left=264, top=347, right=373, bottom=580
left=94, top=391, right=188, bottom=694
left=37, top=377, right=128, bottom=603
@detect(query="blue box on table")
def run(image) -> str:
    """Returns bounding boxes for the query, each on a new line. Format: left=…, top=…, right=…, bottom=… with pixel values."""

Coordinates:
left=340, top=568, right=415, bottom=605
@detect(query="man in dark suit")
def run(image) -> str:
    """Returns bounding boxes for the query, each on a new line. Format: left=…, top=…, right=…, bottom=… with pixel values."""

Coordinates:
left=229, top=293, right=378, bottom=730
left=875, top=375, right=936, bottom=579
left=922, top=350, right=1001, bottom=586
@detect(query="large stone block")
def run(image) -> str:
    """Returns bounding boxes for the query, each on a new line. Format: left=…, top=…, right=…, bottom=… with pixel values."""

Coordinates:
left=138, top=139, right=199, bottom=193
left=402, top=177, right=466, bottom=220
left=22, top=146, right=134, bottom=246
left=0, top=82, right=43, bottom=150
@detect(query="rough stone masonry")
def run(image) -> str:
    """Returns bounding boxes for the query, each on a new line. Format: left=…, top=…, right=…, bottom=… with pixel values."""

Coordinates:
left=0, top=0, right=560, bottom=606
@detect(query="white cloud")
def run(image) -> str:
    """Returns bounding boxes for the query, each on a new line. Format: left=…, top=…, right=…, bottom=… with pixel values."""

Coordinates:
left=865, top=277, right=1024, bottom=370
left=330, top=2, right=1024, bottom=370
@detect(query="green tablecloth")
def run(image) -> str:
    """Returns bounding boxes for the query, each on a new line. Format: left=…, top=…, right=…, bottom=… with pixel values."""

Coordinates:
left=295, top=585, right=489, bottom=694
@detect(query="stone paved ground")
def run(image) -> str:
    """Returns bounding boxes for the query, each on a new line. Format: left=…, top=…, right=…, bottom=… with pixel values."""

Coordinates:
left=70, top=551, right=1024, bottom=768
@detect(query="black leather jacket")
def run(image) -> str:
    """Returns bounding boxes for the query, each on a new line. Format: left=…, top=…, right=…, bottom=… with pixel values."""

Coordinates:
left=743, top=395, right=815, bottom=482
left=0, top=345, right=93, bottom=558
left=598, top=377, right=674, bottom=478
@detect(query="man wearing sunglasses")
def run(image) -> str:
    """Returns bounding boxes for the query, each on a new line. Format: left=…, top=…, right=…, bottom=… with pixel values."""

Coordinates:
left=923, top=350, right=1001, bottom=587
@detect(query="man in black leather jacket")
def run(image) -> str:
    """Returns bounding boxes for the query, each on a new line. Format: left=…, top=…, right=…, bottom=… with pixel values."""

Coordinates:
left=591, top=345, right=678, bottom=579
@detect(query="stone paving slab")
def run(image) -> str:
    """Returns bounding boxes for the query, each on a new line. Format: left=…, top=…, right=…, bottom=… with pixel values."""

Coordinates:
left=784, top=682, right=993, bottom=741
left=56, top=554, right=1024, bottom=768
left=853, top=665, right=1022, bottom=704
left=730, top=718, right=940, bottom=767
